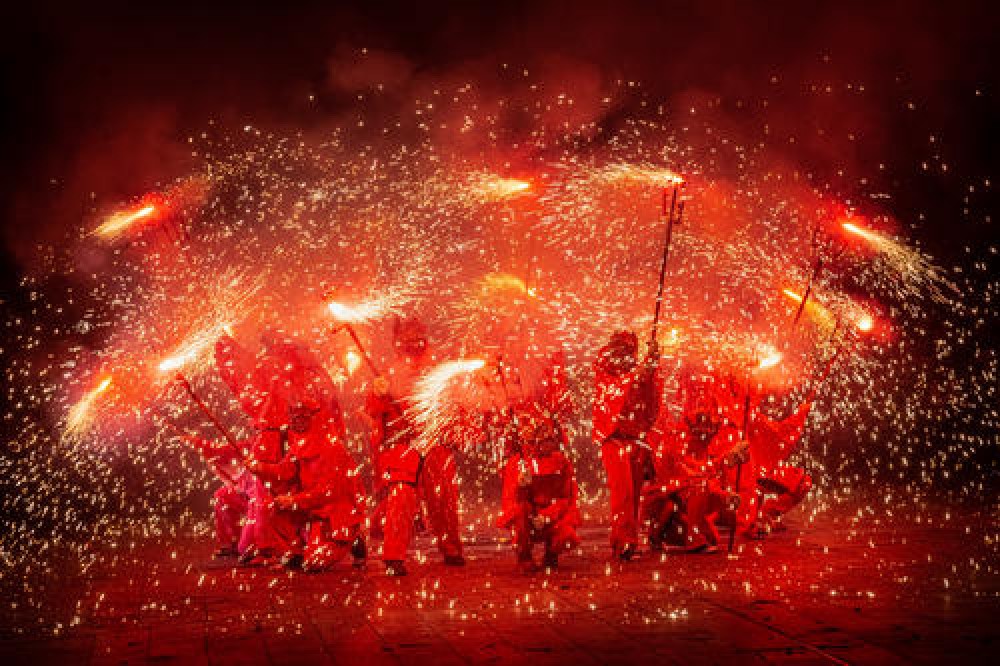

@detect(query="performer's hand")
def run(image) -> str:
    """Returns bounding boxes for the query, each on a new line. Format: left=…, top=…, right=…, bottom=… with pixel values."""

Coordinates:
left=646, top=338, right=660, bottom=364
left=373, top=375, right=390, bottom=396
left=273, top=494, right=296, bottom=511
left=531, top=514, right=548, bottom=530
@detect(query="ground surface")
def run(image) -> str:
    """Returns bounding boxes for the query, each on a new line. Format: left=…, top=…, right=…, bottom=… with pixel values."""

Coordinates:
left=1, top=500, right=998, bottom=665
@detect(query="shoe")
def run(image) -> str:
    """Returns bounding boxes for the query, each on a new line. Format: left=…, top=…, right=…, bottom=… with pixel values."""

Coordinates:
left=542, top=553, right=559, bottom=570
left=384, top=560, right=408, bottom=577
left=350, top=536, right=368, bottom=566
left=443, top=554, right=466, bottom=567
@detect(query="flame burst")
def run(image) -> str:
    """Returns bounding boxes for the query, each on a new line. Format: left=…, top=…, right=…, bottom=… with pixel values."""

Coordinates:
left=63, top=377, right=113, bottom=440
left=94, top=205, right=156, bottom=239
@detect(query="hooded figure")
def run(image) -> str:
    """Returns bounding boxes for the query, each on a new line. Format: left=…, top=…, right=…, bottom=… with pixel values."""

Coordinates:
left=363, top=316, right=464, bottom=576
left=592, top=331, right=659, bottom=560
left=497, top=403, right=581, bottom=572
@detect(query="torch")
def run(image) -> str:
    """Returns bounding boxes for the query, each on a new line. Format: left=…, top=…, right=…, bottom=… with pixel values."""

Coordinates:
left=326, top=299, right=381, bottom=376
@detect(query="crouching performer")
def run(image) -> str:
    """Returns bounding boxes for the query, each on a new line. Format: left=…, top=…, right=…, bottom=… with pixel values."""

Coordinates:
left=645, top=372, right=743, bottom=554
left=248, top=399, right=367, bottom=572
left=497, top=404, right=581, bottom=572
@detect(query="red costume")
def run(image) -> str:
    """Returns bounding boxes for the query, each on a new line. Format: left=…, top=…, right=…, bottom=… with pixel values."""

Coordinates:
left=593, top=331, right=658, bottom=558
left=747, top=401, right=814, bottom=526
left=364, top=318, right=463, bottom=575
left=497, top=405, right=580, bottom=571
left=644, top=371, right=743, bottom=552
left=248, top=403, right=365, bottom=571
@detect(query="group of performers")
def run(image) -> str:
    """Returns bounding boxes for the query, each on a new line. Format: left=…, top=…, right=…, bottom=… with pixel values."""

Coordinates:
left=185, top=317, right=814, bottom=575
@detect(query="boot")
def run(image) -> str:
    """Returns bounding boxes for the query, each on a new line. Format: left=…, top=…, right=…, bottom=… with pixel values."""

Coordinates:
left=350, top=536, right=368, bottom=567
left=384, top=560, right=408, bottom=577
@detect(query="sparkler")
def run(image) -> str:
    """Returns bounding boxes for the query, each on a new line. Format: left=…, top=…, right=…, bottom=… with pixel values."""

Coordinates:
left=94, top=204, right=156, bottom=240
left=471, top=174, right=532, bottom=201
left=782, top=288, right=836, bottom=329
left=326, top=298, right=382, bottom=375
left=408, top=358, right=486, bottom=453
left=157, top=321, right=232, bottom=376
left=596, top=164, right=684, bottom=186
left=479, top=273, right=538, bottom=299
left=841, top=220, right=955, bottom=303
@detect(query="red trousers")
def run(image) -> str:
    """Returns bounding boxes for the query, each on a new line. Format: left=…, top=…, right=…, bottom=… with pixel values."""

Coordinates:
left=600, top=438, right=650, bottom=554
left=669, top=481, right=731, bottom=548
left=302, top=520, right=359, bottom=571
left=381, top=447, right=463, bottom=561
left=213, top=484, right=247, bottom=548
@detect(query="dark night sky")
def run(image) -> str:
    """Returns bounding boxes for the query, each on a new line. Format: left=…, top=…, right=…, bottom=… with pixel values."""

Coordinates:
left=1, top=0, right=997, bottom=287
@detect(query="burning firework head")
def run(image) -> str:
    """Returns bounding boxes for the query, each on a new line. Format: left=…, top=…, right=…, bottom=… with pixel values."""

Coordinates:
left=94, top=204, right=157, bottom=240
left=470, top=173, right=533, bottom=201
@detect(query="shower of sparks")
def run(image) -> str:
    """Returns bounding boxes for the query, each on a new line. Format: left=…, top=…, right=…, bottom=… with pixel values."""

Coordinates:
left=157, top=322, right=231, bottom=375
left=409, top=358, right=487, bottom=453
left=594, top=163, right=685, bottom=186
left=63, top=377, right=113, bottom=440
left=841, top=220, right=956, bottom=303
